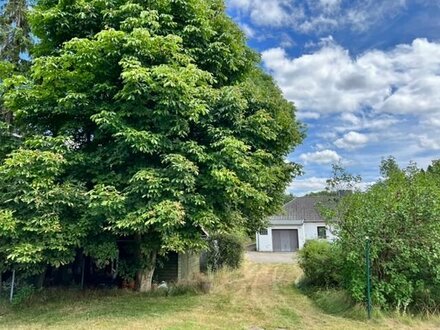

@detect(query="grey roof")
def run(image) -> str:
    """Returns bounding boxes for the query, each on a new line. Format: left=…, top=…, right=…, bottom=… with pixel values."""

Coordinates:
left=269, top=196, right=329, bottom=223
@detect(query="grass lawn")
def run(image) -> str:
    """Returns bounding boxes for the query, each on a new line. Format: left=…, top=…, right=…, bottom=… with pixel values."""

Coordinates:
left=1, top=258, right=440, bottom=329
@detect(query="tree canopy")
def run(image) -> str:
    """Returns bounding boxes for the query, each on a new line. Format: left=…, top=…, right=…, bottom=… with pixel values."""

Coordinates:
left=1, top=0, right=303, bottom=290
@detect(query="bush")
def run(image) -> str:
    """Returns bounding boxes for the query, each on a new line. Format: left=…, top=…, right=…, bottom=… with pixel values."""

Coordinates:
left=321, top=159, right=440, bottom=313
left=11, top=284, right=36, bottom=306
left=206, top=233, right=244, bottom=271
left=298, top=240, right=343, bottom=288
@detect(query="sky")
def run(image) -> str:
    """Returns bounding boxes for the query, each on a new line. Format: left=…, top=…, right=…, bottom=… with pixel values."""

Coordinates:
left=227, top=0, right=440, bottom=196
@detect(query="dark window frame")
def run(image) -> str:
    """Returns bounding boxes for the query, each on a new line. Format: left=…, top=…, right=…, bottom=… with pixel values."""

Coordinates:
left=317, top=226, right=327, bottom=239
left=260, top=229, right=268, bottom=235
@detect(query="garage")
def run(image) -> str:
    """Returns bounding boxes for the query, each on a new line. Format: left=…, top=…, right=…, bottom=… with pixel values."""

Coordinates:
left=272, top=229, right=299, bottom=252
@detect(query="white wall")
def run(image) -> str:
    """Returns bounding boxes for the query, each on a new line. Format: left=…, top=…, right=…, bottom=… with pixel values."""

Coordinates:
left=303, top=222, right=336, bottom=242
left=256, top=223, right=336, bottom=252
left=256, top=225, right=305, bottom=252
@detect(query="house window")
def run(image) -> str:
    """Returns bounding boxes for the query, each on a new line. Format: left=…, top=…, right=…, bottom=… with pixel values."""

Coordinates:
left=260, top=229, right=268, bottom=235
left=317, top=226, right=327, bottom=239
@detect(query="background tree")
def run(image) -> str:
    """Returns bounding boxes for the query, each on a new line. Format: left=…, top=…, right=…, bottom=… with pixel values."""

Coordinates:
left=4, top=0, right=303, bottom=291
left=0, top=0, right=32, bottom=124
left=325, top=162, right=362, bottom=194
left=283, top=193, right=295, bottom=204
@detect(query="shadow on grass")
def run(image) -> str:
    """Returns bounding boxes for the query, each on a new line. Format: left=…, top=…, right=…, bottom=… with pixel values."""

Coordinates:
left=295, top=278, right=371, bottom=321
left=0, top=287, right=201, bottom=327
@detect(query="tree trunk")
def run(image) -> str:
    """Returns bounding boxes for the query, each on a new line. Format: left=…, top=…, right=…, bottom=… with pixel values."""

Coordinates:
left=36, top=268, right=46, bottom=290
left=135, top=260, right=156, bottom=292
left=134, top=234, right=157, bottom=292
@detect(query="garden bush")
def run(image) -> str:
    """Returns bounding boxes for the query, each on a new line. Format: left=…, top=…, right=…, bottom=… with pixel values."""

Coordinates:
left=206, top=233, right=244, bottom=271
left=298, top=240, right=343, bottom=288
left=321, top=158, right=440, bottom=313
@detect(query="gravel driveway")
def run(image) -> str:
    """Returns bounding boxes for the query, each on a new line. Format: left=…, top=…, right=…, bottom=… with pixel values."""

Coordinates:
left=246, top=251, right=297, bottom=264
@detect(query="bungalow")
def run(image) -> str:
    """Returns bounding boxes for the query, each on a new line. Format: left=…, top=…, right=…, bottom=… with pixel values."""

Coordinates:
left=256, top=196, right=336, bottom=252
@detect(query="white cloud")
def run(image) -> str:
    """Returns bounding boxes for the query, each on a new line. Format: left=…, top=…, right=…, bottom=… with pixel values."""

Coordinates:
left=297, top=111, right=321, bottom=120
left=299, top=149, right=341, bottom=164
left=239, top=23, right=255, bottom=38
left=262, top=38, right=440, bottom=119
left=229, top=0, right=296, bottom=27
left=334, top=131, right=369, bottom=150
left=334, top=113, right=401, bottom=133
left=345, top=1, right=407, bottom=32
left=299, top=16, right=339, bottom=34
left=262, top=44, right=388, bottom=114
left=287, top=177, right=328, bottom=195
left=418, top=135, right=440, bottom=150
left=340, top=113, right=361, bottom=125
left=318, top=0, right=341, bottom=11
left=228, top=0, right=408, bottom=34
left=287, top=176, right=376, bottom=196
left=421, top=117, right=440, bottom=128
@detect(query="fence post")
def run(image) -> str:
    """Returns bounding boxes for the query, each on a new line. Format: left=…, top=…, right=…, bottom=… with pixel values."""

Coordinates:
left=365, top=236, right=372, bottom=319
left=9, top=269, right=15, bottom=303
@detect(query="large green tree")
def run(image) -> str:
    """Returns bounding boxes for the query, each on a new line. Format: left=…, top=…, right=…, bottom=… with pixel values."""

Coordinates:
left=3, top=0, right=303, bottom=291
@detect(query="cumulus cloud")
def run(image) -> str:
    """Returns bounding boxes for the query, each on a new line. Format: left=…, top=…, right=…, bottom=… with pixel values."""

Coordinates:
left=334, top=131, right=369, bottom=150
left=228, top=0, right=298, bottom=27
left=340, top=113, right=361, bottom=125
left=299, top=149, right=341, bottom=164
left=287, top=177, right=328, bottom=195
left=228, top=0, right=408, bottom=34
left=335, top=113, right=401, bottom=133
left=262, top=38, right=440, bottom=119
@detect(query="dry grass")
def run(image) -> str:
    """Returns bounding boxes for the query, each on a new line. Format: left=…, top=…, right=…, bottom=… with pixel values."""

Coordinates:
left=2, top=257, right=440, bottom=329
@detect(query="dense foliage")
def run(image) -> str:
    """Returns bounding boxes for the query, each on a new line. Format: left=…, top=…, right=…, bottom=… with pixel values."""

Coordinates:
left=298, top=240, right=343, bottom=288
left=206, top=233, right=244, bottom=270
left=314, top=158, right=440, bottom=313
left=0, top=0, right=303, bottom=291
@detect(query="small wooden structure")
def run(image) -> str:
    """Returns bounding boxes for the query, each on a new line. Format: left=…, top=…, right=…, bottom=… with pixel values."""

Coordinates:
left=155, top=251, right=200, bottom=283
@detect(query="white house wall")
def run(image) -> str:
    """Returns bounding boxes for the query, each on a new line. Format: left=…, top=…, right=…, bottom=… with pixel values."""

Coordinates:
left=303, top=223, right=336, bottom=241
left=256, top=222, right=336, bottom=252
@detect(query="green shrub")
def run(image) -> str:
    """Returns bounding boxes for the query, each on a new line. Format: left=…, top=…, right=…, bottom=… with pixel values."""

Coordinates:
left=320, top=158, right=440, bottom=313
left=411, top=282, right=440, bottom=314
left=11, top=284, right=36, bottom=306
left=298, top=240, right=343, bottom=288
left=207, top=233, right=244, bottom=271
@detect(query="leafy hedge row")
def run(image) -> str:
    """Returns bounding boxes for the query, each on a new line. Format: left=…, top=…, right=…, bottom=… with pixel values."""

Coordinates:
left=299, top=159, right=440, bottom=314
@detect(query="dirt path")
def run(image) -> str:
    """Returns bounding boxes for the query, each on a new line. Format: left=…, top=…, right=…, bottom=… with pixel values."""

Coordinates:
left=164, top=259, right=440, bottom=330
left=246, top=251, right=297, bottom=264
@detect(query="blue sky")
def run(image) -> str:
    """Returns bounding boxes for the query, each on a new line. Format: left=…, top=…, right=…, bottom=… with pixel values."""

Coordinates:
left=227, top=0, right=440, bottom=196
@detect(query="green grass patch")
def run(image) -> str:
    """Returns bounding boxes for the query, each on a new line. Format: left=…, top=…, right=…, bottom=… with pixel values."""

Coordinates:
left=0, top=288, right=201, bottom=329
left=296, top=280, right=369, bottom=321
